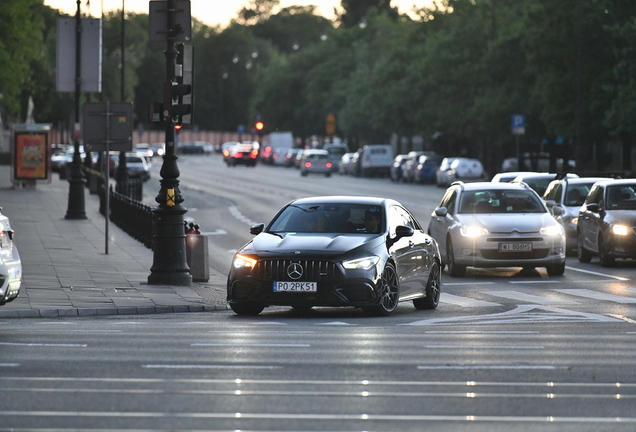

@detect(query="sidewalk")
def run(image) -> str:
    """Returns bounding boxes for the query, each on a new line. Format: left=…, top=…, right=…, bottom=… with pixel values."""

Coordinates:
left=0, top=165, right=229, bottom=318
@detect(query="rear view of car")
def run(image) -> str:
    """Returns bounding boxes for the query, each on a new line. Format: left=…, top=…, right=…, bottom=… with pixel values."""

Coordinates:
left=301, top=150, right=332, bottom=177
left=225, top=143, right=259, bottom=167
left=0, top=210, right=22, bottom=305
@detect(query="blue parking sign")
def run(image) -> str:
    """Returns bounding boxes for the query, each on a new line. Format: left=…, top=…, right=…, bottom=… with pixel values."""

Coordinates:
left=512, top=114, right=525, bottom=135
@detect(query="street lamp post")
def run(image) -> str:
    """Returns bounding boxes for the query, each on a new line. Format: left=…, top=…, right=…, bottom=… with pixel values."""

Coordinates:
left=147, top=0, right=192, bottom=286
left=65, top=0, right=87, bottom=220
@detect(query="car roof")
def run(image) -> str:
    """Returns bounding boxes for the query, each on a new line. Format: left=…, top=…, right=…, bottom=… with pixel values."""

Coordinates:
left=289, top=196, right=393, bottom=207
left=591, top=178, right=636, bottom=187
left=513, top=172, right=578, bottom=181
left=554, top=177, right=609, bottom=185
left=452, top=181, right=533, bottom=191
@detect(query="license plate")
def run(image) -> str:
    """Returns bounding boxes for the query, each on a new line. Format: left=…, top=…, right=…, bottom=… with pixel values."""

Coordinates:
left=499, top=242, right=532, bottom=252
left=273, top=281, right=317, bottom=292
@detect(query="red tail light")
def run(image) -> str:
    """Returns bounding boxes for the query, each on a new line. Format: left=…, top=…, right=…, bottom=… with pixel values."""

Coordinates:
left=326, top=163, right=333, bottom=168
left=234, top=152, right=244, bottom=158
left=304, top=162, right=312, bottom=168
left=250, top=149, right=259, bottom=158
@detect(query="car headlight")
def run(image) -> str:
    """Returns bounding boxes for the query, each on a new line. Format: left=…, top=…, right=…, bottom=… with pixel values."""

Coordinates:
left=342, top=256, right=379, bottom=270
left=460, top=226, right=489, bottom=237
left=612, top=224, right=629, bottom=236
left=233, top=254, right=257, bottom=269
left=540, top=225, right=563, bottom=236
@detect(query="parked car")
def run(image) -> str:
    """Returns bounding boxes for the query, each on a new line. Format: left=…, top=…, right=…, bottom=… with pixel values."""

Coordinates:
left=125, top=153, right=151, bottom=181
left=50, top=145, right=72, bottom=172
left=227, top=196, right=442, bottom=316
left=390, top=154, right=408, bottom=182
left=502, top=152, right=576, bottom=172
left=339, top=152, right=357, bottom=175
left=0, top=209, right=22, bottom=305
left=225, top=143, right=259, bottom=167
left=543, top=177, right=609, bottom=255
left=178, top=141, right=213, bottom=154
left=436, top=157, right=462, bottom=188
left=271, top=147, right=290, bottom=166
left=428, top=181, right=566, bottom=277
left=356, top=144, right=393, bottom=177
left=300, top=150, right=332, bottom=177
left=415, top=154, right=443, bottom=184
left=401, top=151, right=426, bottom=183
left=446, top=158, right=486, bottom=184
left=512, top=172, right=579, bottom=197
left=577, top=179, right=636, bottom=267
left=151, top=142, right=165, bottom=157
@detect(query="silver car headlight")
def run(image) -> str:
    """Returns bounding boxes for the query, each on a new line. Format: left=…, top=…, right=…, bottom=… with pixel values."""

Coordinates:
left=540, top=225, right=563, bottom=236
left=612, top=224, right=629, bottom=236
left=342, top=256, right=379, bottom=270
left=460, top=226, right=489, bottom=237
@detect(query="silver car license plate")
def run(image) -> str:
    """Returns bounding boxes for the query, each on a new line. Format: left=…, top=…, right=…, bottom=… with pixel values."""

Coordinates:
left=499, top=242, right=532, bottom=252
left=273, top=281, right=317, bottom=292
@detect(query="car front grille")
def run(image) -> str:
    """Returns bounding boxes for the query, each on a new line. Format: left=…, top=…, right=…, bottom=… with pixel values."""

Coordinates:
left=256, top=259, right=338, bottom=281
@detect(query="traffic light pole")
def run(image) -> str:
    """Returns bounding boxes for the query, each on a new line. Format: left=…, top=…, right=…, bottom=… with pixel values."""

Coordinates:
left=147, top=0, right=192, bottom=286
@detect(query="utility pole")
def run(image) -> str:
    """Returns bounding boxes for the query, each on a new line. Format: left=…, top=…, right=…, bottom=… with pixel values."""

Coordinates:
left=65, top=0, right=87, bottom=220
left=147, top=0, right=192, bottom=285
left=116, top=0, right=128, bottom=194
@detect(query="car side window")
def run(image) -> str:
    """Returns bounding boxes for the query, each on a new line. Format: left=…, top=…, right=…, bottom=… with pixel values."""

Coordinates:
left=440, top=189, right=458, bottom=216
left=388, top=205, right=419, bottom=236
left=546, top=183, right=563, bottom=204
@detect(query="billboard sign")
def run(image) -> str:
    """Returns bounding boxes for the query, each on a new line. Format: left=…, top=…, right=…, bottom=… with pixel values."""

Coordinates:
left=11, top=124, right=51, bottom=182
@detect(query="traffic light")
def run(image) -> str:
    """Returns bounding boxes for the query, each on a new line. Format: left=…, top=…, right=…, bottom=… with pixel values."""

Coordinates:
left=255, top=120, right=264, bottom=133
left=163, top=81, right=192, bottom=124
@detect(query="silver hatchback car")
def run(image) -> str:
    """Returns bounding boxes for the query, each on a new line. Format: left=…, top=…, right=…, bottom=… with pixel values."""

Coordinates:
left=428, top=182, right=566, bottom=277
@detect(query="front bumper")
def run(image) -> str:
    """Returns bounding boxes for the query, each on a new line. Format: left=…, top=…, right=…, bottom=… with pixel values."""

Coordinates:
left=452, top=233, right=566, bottom=269
left=227, top=259, right=383, bottom=308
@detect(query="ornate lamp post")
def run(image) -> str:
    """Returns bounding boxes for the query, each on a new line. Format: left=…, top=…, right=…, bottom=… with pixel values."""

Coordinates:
left=147, top=0, right=192, bottom=286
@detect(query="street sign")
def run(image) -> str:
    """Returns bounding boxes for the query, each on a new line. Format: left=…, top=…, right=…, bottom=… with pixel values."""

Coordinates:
left=512, top=114, right=525, bottom=135
left=149, top=0, right=192, bottom=42
left=56, top=17, right=102, bottom=93
left=326, top=113, right=336, bottom=135
left=82, top=102, right=133, bottom=152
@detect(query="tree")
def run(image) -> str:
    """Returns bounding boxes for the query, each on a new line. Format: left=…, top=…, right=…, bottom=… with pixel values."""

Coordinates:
left=339, top=0, right=398, bottom=28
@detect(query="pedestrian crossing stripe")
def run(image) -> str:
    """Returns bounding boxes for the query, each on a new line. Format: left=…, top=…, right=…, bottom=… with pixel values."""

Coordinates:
left=402, top=305, right=623, bottom=326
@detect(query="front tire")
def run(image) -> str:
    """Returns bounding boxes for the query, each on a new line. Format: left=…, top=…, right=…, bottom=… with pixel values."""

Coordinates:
left=363, top=262, right=399, bottom=316
left=447, top=238, right=466, bottom=277
left=413, top=261, right=441, bottom=310
left=546, top=261, right=565, bottom=276
left=577, top=232, right=592, bottom=263
left=598, top=235, right=615, bottom=267
left=230, top=302, right=265, bottom=316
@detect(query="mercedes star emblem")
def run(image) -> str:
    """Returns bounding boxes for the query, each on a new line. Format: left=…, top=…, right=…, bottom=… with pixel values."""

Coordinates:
left=287, top=263, right=303, bottom=280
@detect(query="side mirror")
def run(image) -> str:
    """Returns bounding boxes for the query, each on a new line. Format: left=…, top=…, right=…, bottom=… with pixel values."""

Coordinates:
left=395, top=225, right=414, bottom=239
left=586, top=203, right=600, bottom=213
left=249, top=223, right=265, bottom=235
left=545, top=200, right=557, bottom=208
left=551, top=206, right=564, bottom=216
left=434, top=207, right=448, bottom=217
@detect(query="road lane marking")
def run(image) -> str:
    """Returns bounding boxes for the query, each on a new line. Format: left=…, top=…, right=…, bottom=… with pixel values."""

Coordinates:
left=0, top=342, right=87, bottom=347
left=191, top=343, right=310, bottom=347
left=483, top=290, right=578, bottom=305
left=607, top=315, right=636, bottom=324
left=403, top=305, right=623, bottom=326
left=417, top=365, right=558, bottom=370
left=142, top=365, right=281, bottom=369
left=229, top=205, right=257, bottom=226
left=440, top=293, right=501, bottom=307
left=565, top=266, right=629, bottom=281
left=443, top=282, right=496, bottom=286
left=555, top=289, right=636, bottom=304
left=423, top=345, right=543, bottom=350
left=0, top=364, right=19, bottom=367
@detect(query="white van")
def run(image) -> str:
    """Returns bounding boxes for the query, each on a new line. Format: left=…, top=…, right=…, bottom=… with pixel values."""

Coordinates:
left=357, top=144, right=394, bottom=177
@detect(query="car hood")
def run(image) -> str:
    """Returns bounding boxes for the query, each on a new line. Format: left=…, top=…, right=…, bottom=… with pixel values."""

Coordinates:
left=459, top=213, right=555, bottom=234
left=603, top=210, right=636, bottom=226
left=241, top=232, right=380, bottom=256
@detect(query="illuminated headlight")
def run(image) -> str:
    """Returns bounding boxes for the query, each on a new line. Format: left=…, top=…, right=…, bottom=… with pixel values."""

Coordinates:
left=612, top=224, right=629, bottom=236
left=233, top=254, right=257, bottom=269
left=342, top=256, right=379, bottom=270
left=460, top=226, right=489, bottom=237
left=540, top=225, right=563, bottom=236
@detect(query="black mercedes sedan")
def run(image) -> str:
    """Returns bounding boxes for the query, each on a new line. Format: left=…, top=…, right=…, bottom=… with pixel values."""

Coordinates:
left=227, top=196, right=442, bottom=316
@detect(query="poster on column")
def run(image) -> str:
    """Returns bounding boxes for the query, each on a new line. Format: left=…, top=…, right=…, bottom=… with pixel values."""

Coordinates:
left=12, top=124, right=51, bottom=182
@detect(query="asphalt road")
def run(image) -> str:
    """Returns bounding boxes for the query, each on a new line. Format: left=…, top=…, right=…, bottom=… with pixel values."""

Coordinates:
left=1, top=153, right=635, bottom=431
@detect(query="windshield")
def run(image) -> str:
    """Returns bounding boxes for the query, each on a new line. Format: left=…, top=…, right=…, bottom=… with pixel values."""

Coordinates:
left=269, top=203, right=383, bottom=234
left=459, top=190, right=545, bottom=214
left=606, top=185, right=636, bottom=210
